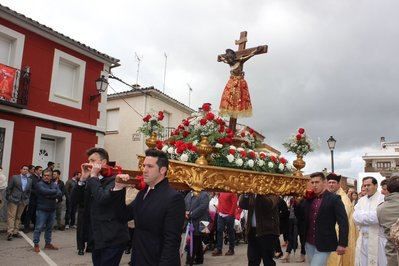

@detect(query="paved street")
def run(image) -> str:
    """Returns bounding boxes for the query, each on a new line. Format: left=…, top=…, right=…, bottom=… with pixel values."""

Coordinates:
left=0, top=229, right=307, bottom=266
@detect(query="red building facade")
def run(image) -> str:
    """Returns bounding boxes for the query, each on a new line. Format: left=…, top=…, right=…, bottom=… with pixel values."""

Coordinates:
left=0, top=4, right=119, bottom=181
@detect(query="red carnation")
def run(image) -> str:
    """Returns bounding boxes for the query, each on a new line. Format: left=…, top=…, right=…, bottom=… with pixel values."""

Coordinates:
left=280, top=157, right=287, bottom=164
left=271, top=156, right=277, bottom=163
left=183, top=131, right=189, bottom=138
left=143, top=114, right=151, bottom=122
left=156, top=140, right=163, bottom=150
left=240, top=132, right=245, bottom=137
left=218, top=138, right=225, bottom=144
left=206, top=112, right=215, bottom=121
left=202, top=103, right=211, bottom=112
left=190, top=145, right=197, bottom=152
left=249, top=151, right=256, bottom=159
left=260, top=153, right=266, bottom=159
left=218, top=125, right=225, bottom=133
left=296, top=134, right=302, bottom=141
left=175, top=140, right=184, bottom=147
left=229, top=149, right=236, bottom=155
left=187, top=143, right=193, bottom=150
left=157, top=111, right=164, bottom=121
left=200, top=118, right=207, bottom=126
left=298, top=128, right=305, bottom=134
left=183, top=120, right=190, bottom=126
left=249, top=128, right=254, bottom=134
left=169, top=139, right=176, bottom=146
left=240, top=151, right=247, bottom=158
left=225, top=137, right=233, bottom=144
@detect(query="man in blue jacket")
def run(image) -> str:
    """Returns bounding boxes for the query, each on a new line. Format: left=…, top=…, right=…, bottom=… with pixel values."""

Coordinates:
left=33, top=169, right=62, bottom=253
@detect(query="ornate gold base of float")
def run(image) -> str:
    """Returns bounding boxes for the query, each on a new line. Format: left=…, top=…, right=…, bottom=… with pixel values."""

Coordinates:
left=125, top=156, right=308, bottom=196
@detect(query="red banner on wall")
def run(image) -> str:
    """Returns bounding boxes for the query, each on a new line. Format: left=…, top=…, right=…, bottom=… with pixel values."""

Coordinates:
left=0, top=63, right=16, bottom=100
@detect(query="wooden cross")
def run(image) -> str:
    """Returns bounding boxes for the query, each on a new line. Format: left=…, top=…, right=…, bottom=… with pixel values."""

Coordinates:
left=217, top=31, right=268, bottom=132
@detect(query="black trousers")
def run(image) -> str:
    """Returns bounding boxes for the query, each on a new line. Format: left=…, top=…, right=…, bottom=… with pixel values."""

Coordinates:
left=186, top=234, right=204, bottom=264
left=65, top=199, right=78, bottom=226
left=24, top=202, right=37, bottom=230
left=92, top=244, right=124, bottom=266
left=247, top=229, right=276, bottom=266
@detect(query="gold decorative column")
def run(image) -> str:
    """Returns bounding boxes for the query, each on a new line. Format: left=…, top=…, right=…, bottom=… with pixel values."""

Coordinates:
left=195, top=136, right=213, bottom=165
left=145, top=132, right=157, bottom=149
left=293, top=154, right=306, bottom=177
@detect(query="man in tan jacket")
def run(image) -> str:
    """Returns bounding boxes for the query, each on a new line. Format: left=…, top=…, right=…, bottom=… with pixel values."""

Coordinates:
left=377, top=175, right=399, bottom=266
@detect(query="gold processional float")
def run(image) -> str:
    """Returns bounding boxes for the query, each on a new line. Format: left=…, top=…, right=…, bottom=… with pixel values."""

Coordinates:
left=118, top=32, right=312, bottom=196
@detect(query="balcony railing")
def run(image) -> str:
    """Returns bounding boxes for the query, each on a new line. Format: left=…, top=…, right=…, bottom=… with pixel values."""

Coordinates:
left=0, top=64, right=31, bottom=108
left=159, top=127, right=175, bottom=141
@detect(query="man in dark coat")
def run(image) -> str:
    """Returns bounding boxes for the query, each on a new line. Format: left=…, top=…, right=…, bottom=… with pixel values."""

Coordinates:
left=114, top=149, right=185, bottom=266
left=303, top=172, right=349, bottom=266
left=184, top=190, right=210, bottom=265
left=239, top=194, right=280, bottom=266
left=79, top=147, right=129, bottom=266
left=24, top=165, right=42, bottom=232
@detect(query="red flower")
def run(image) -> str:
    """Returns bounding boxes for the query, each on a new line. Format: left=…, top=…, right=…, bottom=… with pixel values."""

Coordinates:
left=260, top=153, right=266, bottom=159
left=202, top=103, right=211, bottom=112
left=229, top=149, right=236, bottom=155
left=296, top=134, right=302, bottom=141
left=240, top=151, right=247, bottom=158
left=218, top=125, right=225, bottom=133
left=217, top=118, right=225, bottom=126
left=191, top=145, right=197, bottom=152
left=200, top=118, right=207, bottom=126
left=183, top=120, right=190, bottom=127
left=206, top=112, right=215, bottom=121
left=249, top=128, right=254, bottom=134
left=240, top=132, right=246, bottom=137
left=249, top=151, right=256, bottom=159
left=169, top=139, right=176, bottom=146
left=157, top=111, right=164, bottom=121
left=175, top=140, right=184, bottom=147
left=271, top=156, right=277, bottom=163
left=298, top=128, right=305, bottom=134
left=156, top=140, right=163, bottom=150
left=225, top=137, right=233, bottom=144
left=218, top=138, right=225, bottom=144
left=183, top=131, right=189, bottom=138
left=143, top=114, right=151, bottom=122
left=136, top=175, right=147, bottom=191
left=187, top=143, right=193, bottom=150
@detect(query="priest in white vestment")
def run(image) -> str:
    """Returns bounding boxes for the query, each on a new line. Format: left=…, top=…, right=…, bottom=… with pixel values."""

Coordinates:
left=353, top=176, right=387, bottom=266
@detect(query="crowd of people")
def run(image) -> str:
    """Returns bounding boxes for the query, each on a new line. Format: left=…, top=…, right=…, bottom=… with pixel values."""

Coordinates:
left=1, top=148, right=399, bottom=266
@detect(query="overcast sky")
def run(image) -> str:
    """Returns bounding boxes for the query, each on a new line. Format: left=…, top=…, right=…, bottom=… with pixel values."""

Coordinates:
left=3, top=0, right=399, bottom=178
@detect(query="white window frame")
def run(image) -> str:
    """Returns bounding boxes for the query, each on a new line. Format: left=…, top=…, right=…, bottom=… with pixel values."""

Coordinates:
left=49, top=49, right=86, bottom=109
left=106, top=108, right=120, bottom=133
left=0, top=24, right=25, bottom=69
left=0, top=119, right=14, bottom=178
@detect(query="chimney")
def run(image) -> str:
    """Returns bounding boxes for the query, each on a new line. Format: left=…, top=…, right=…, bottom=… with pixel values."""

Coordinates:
left=381, top=136, right=386, bottom=149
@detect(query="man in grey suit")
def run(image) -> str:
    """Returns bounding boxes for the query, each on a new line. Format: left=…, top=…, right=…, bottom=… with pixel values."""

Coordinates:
left=6, top=165, right=32, bottom=240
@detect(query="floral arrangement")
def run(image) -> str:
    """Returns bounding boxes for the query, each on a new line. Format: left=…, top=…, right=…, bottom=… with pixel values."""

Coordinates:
left=283, top=128, right=314, bottom=156
left=137, top=111, right=164, bottom=137
left=139, top=103, right=291, bottom=174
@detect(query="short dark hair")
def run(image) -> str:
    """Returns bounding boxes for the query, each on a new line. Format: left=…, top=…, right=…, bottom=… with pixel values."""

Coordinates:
left=362, top=176, right=378, bottom=185
left=47, top=161, right=54, bottom=167
left=381, top=179, right=388, bottom=187
left=86, top=147, right=109, bottom=162
left=42, top=169, right=52, bottom=176
left=310, top=172, right=325, bottom=180
left=28, top=165, right=35, bottom=170
left=21, top=165, right=29, bottom=169
left=387, top=176, right=399, bottom=193
left=72, top=170, right=80, bottom=177
left=34, top=166, right=42, bottom=171
left=53, top=169, right=61, bottom=175
left=145, top=149, right=169, bottom=170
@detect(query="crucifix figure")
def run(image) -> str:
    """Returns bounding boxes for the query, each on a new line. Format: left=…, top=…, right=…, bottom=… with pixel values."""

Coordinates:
left=217, top=31, right=268, bottom=131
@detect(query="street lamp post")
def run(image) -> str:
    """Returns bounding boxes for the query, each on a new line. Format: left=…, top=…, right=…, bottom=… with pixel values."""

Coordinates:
left=327, top=136, right=337, bottom=173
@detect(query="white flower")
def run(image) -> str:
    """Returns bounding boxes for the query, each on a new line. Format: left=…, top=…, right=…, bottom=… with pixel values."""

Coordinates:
left=193, top=140, right=198, bottom=145
left=229, top=145, right=237, bottom=150
left=226, top=154, right=235, bottom=163
left=235, top=158, right=244, bottom=166
left=268, top=162, right=274, bottom=168
left=247, top=159, right=254, bottom=168
left=162, top=145, right=168, bottom=153
left=257, top=160, right=265, bottom=167
left=215, top=143, right=223, bottom=149
left=278, top=163, right=284, bottom=171
left=180, top=154, right=189, bottom=162
left=167, top=147, right=174, bottom=154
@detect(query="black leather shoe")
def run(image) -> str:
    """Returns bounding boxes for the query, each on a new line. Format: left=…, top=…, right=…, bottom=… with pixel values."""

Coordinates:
left=7, top=234, right=12, bottom=241
left=78, top=249, right=84, bottom=255
left=12, top=233, right=22, bottom=238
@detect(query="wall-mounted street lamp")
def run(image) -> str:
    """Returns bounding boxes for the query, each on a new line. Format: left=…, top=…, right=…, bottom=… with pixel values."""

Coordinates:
left=90, top=75, right=109, bottom=101
left=327, top=135, right=337, bottom=173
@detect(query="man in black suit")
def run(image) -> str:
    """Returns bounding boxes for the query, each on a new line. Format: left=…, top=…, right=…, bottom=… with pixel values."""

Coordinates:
left=79, top=147, right=129, bottom=266
left=303, top=172, right=349, bottom=266
left=114, top=149, right=185, bottom=266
